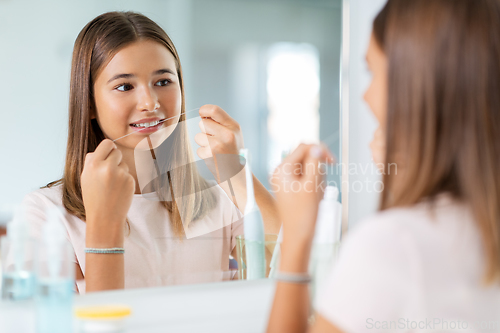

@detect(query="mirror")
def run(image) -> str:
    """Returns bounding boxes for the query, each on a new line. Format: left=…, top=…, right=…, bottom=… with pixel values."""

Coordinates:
left=0, top=0, right=342, bottom=292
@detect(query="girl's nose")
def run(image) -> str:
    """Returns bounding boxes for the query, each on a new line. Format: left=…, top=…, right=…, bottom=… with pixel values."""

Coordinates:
left=138, top=86, right=160, bottom=112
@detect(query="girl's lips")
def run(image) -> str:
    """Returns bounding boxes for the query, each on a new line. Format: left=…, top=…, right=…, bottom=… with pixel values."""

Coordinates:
left=129, top=120, right=165, bottom=134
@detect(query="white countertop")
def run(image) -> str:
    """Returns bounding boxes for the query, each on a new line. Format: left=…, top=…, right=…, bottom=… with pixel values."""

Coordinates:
left=0, top=279, right=276, bottom=333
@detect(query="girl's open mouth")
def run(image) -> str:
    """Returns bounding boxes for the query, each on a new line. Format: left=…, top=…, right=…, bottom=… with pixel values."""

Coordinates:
left=129, top=119, right=166, bottom=134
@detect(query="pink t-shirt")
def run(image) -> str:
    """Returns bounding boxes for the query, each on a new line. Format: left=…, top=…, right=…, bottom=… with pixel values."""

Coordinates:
left=21, top=184, right=244, bottom=294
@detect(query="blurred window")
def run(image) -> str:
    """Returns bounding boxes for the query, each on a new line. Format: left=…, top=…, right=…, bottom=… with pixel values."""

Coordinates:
left=266, top=43, right=320, bottom=171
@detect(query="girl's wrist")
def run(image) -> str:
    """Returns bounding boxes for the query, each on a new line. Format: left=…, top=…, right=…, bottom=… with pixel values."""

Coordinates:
left=230, top=166, right=247, bottom=188
left=279, top=240, right=312, bottom=273
left=86, top=218, right=125, bottom=248
left=280, top=227, right=315, bottom=249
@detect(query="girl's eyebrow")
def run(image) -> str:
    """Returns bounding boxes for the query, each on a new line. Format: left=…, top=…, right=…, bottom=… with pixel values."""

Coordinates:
left=108, top=73, right=133, bottom=84
left=153, top=68, right=175, bottom=76
left=107, top=68, right=176, bottom=84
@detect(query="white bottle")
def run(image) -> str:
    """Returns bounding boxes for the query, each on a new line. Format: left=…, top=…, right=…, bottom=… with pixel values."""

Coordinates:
left=1, top=208, right=36, bottom=300
left=310, top=186, right=342, bottom=305
left=35, top=207, right=74, bottom=333
left=313, top=186, right=342, bottom=244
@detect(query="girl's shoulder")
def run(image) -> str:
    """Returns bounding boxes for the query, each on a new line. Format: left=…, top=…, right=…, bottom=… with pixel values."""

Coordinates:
left=20, top=183, right=79, bottom=241
left=22, top=183, right=64, bottom=210
left=343, top=193, right=478, bottom=275
left=354, top=193, right=472, bottom=236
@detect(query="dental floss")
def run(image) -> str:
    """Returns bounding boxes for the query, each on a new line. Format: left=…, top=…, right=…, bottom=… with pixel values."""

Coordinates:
left=112, top=107, right=200, bottom=143
left=239, top=149, right=266, bottom=279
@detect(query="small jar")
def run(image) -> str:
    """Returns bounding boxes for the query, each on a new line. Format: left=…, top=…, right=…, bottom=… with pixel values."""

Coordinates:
left=75, top=305, right=132, bottom=333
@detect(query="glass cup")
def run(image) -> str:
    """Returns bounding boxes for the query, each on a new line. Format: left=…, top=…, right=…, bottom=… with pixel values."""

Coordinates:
left=234, top=234, right=280, bottom=280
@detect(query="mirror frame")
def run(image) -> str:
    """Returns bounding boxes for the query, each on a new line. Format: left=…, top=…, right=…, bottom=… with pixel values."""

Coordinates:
left=340, top=0, right=350, bottom=238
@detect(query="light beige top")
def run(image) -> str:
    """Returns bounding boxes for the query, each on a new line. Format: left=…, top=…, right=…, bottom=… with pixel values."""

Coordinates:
left=21, top=184, right=244, bottom=294
left=317, top=195, right=500, bottom=332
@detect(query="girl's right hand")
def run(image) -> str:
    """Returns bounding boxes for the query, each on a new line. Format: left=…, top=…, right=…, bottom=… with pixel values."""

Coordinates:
left=81, top=139, right=135, bottom=246
left=271, top=144, right=334, bottom=246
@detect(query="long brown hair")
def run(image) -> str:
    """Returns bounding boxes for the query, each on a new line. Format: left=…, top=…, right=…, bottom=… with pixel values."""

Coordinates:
left=48, top=11, right=216, bottom=237
left=374, top=0, right=500, bottom=284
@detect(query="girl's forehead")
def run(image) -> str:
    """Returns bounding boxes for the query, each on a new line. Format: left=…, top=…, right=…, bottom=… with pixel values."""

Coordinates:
left=102, top=40, right=177, bottom=77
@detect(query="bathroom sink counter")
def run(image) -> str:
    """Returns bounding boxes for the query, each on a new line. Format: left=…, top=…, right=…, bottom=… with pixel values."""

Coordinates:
left=0, top=279, right=275, bottom=333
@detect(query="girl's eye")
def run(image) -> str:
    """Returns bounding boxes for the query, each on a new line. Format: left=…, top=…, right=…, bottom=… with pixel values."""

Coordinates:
left=116, top=83, right=133, bottom=92
left=155, top=79, right=172, bottom=87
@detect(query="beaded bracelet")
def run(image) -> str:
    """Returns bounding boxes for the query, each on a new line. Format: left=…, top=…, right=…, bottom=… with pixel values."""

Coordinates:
left=274, top=271, right=311, bottom=284
left=84, top=247, right=125, bottom=254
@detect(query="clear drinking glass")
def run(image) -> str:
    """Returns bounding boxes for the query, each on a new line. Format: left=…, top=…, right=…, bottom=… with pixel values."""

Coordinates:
left=234, top=234, right=280, bottom=280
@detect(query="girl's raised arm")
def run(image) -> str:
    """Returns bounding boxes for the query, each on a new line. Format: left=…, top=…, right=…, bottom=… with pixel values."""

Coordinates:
left=81, top=139, right=135, bottom=292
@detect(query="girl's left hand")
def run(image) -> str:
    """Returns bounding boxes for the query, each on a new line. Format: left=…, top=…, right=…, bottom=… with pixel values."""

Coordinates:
left=195, top=105, right=245, bottom=159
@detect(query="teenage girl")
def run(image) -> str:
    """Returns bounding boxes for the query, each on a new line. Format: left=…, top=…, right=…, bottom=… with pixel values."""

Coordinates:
left=22, top=11, right=280, bottom=293
left=267, top=0, right=500, bottom=332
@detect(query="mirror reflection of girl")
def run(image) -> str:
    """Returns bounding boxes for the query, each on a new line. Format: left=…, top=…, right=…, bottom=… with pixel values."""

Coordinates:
left=21, top=12, right=280, bottom=293
left=267, top=1, right=500, bottom=332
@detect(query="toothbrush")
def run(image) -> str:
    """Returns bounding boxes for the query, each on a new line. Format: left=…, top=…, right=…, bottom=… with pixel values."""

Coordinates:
left=239, top=149, right=266, bottom=279
left=268, top=150, right=288, bottom=278
left=268, top=225, right=283, bottom=278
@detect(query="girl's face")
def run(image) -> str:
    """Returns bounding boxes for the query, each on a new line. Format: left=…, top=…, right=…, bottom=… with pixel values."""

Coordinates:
left=364, top=33, right=388, bottom=126
left=93, top=39, right=182, bottom=150
left=364, top=33, right=388, bottom=165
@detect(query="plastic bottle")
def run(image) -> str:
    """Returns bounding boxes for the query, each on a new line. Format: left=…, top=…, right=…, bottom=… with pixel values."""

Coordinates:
left=313, top=186, right=342, bottom=244
left=310, top=186, right=342, bottom=305
left=1, top=208, right=36, bottom=301
left=35, top=207, right=74, bottom=333
left=240, top=149, right=266, bottom=280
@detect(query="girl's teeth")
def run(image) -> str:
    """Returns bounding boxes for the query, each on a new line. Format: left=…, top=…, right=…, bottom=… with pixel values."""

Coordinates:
left=132, top=121, right=160, bottom=128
